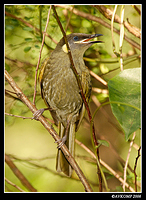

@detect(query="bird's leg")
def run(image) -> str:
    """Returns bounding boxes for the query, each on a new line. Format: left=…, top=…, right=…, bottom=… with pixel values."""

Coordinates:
left=56, top=119, right=70, bottom=149
left=32, top=108, right=50, bottom=120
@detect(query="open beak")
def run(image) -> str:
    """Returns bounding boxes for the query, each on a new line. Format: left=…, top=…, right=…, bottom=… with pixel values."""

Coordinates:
left=75, top=34, right=103, bottom=44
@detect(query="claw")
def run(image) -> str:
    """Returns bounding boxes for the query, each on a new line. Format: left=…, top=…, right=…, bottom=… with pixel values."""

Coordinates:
left=55, top=135, right=67, bottom=149
left=32, top=108, right=45, bottom=120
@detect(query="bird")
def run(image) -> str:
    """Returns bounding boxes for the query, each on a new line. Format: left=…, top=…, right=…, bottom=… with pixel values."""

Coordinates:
left=38, top=33, right=103, bottom=177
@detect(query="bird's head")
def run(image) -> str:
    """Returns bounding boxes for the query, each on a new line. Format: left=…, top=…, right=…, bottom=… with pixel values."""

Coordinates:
left=56, top=33, right=103, bottom=56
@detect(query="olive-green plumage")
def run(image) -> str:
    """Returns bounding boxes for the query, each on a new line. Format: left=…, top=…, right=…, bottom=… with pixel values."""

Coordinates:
left=39, top=33, right=103, bottom=177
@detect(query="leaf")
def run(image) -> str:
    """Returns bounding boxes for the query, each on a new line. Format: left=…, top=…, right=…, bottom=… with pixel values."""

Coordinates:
left=34, top=44, right=40, bottom=49
left=108, top=68, right=141, bottom=141
left=25, top=38, right=33, bottom=42
left=24, top=46, right=31, bottom=53
left=23, top=27, right=33, bottom=31
left=98, top=140, right=109, bottom=147
left=5, top=63, right=10, bottom=71
left=5, top=25, right=14, bottom=31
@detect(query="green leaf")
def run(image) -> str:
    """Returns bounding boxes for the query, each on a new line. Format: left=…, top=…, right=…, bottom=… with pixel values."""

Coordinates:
left=34, top=44, right=40, bottom=49
left=98, top=140, right=109, bottom=147
left=108, top=68, right=141, bottom=141
left=25, top=38, right=33, bottom=42
left=5, top=63, right=10, bottom=71
left=5, top=25, right=14, bottom=31
left=24, top=46, right=31, bottom=53
left=23, top=27, right=33, bottom=31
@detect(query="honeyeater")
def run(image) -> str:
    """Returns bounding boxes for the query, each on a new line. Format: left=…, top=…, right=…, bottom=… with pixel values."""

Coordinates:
left=38, top=33, right=103, bottom=177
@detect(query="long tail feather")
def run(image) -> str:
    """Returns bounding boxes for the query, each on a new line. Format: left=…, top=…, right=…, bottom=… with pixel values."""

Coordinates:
left=56, top=123, right=75, bottom=177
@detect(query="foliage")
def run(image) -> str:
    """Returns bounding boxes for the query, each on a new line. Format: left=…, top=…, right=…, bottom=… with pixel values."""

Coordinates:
left=108, top=68, right=141, bottom=141
left=5, top=5, right=141, bottom=193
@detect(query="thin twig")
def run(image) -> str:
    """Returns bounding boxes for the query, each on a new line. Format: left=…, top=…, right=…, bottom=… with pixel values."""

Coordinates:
left=5, top=69, right=93, bottom=192
left=33, top=5, right=52, bottom=104
left=132, top=5, right=141, bottom=15
left=111, top=5, right=118, bottom=56
left=123, top=132, right=136, bottom=192
left=134, top=146, right=141, bottom=192
left=119, top=5, right=125, bottom=71
left=5, top=112, right=32, bottom=119
left=5, top=177, right=25, bottom=192
left=65, top=5, right=74, bottom=32
left=52, top=5, right=102, bottom=191
left=89, top=70, right=107, bottom=86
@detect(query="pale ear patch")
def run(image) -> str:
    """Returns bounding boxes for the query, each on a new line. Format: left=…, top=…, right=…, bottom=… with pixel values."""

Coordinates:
left=62, top=44, right=68, bottom=53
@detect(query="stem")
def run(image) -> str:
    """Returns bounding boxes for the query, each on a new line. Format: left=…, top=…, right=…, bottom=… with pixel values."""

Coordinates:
left=119, top=5, right=125, bottom=71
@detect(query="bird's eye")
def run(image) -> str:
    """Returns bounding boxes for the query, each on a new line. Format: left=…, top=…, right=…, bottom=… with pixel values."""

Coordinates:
left=73, top=36, right=79, bottom=41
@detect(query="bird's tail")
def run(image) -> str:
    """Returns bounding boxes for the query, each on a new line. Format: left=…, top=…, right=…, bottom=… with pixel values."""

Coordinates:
left=56, top=122, right=76, bottom=177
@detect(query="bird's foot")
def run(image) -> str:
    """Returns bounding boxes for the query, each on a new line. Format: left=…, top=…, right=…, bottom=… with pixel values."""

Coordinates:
left=32, top=108, right=45, bottom=120
left=55, top=135, right=67, bottom=149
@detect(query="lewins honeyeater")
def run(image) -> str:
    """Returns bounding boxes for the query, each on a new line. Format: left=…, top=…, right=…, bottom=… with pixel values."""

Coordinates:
left=39, top=33, right=103, bottom=177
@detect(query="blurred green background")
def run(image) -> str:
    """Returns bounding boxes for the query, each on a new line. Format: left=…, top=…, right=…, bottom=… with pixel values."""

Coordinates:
left=5, top=5, right=141, bottom=192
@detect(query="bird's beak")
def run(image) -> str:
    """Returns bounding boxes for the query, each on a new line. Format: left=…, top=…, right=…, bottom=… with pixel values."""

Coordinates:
left=74, top=34, right=103, bottom=44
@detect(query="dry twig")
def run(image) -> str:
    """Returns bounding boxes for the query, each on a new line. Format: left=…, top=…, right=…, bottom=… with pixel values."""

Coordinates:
left=5, top=177, right=25, bottom=192
left=134, top=146, right=141, bottom=192
left=5, top=112, right=32, bottom=119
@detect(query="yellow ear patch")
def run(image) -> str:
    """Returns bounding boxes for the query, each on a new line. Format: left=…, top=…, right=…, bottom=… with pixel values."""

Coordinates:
left=62, top=44, right=68, bottom=53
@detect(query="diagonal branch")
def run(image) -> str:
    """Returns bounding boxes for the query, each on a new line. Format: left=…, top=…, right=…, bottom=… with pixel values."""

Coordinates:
left=52, top=5, right=102, bottom=191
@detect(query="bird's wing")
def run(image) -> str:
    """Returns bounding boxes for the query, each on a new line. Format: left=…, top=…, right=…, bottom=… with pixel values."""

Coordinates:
left=75, top=70, right=92, bottom=131
left=39, top=57, right=59, bottom=126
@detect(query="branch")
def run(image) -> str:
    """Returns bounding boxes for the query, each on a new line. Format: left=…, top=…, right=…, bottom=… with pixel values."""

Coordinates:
left=5, top=112, right=32, bottom=119
left=89, top=70, right=107, bottom=86
left=5, top=69, right=93, bottom=192
left=55, top=5, right=140, bottom=50
left=5, top=154, right=37, bottom=192
left=52, top=5, right=102, bottom=191
left=5, top=11, right=57, bottom=44
left=134, top=146, right=141, bottom=192
left=94, top=5, right=141, bottom=39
